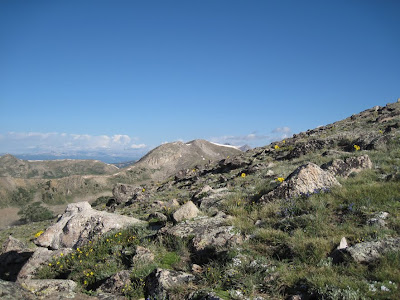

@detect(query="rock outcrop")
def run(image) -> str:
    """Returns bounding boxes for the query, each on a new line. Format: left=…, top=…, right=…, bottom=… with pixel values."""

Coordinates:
left=172, top=201, right=200, bottom=222
left=112, top=184, right=143, bottom=204
left=145, top=268, right=195, bottom=300
left=35, top=202, right=145, bottom=249
left=321, top=154, right=373, bottom=177
left=0, top=279, right=36, bottom=299
left=19, top=279, right=77, bottom=299
left=17, top=247, right=72, bottom=280
left=260, top=163, right=341, bottom=202
left=98, top=270, right=131, bottom=295
left=345, top=237, right=400, bottom=263
left=163, top=212, right=242, bottom=259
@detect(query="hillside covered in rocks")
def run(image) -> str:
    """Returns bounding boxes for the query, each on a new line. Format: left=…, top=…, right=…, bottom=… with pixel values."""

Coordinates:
left=1, top=101, right=400, bottom=299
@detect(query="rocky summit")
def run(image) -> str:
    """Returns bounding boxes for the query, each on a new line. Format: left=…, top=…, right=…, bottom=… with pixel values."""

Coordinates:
left=1, top=101, right=400, bottom=299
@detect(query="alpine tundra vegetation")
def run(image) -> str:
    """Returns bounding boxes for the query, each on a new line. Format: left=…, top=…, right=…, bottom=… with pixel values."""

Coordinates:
left=1, top=101, right=400, bottom=299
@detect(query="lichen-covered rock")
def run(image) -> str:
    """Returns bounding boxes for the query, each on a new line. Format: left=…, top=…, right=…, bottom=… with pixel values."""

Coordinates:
left=112, top=183, right=142, bottom=204
left=366, top=212, right=389, bottom=228
left=345, top=237, right=400, bottom=263
left=34, top=202, right=145, bottom=250
left=19, top=279, right=77, bottom=299
left=321, top=154, right=373, bottom=177
left=260, top=163, right=340, bottom=202
left=132, top=246, right=154, bottom=264
left=17, top=247, right=72, bottom=280
left=145, top=268, right=195, bottom=300
left=0, top=279, right=35, bottom=299
left=163, top=212, right=242, bottom=258
left=172, top=201, right=200, bottom=222
left=97, top=270, right=131, bottom=295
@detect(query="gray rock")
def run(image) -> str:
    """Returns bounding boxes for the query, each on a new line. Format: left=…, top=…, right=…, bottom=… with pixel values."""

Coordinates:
left=34, top=202, right=145, bottom=250
left=260, top=163, right=340, bottom=202
left=132, top=246, right=154, bottom=264
left=0, top=279, right=35, bottom=299
left=145, top=268, right=195, bottom=300
left=112, top=183, right=142, bottom=204
left=345, top=237, right=400, bottom=263
left=19, top=279, right=77, bottom=299
left=321, top=154, right=373, bottom=178
left=367, top=212, right=389, bottom=228
left=97, top=270, right=131, bottom=294
left=1, top=236, right=27, bottom=254
left=173, top=201, right=200, bottom=222
left=163, top=212, right=242, bottom=258
left=17, top=247, right=72, bottom=280
left=147, top=212, right=168, bottom=222
left=198, top=188, right=230, bottom=211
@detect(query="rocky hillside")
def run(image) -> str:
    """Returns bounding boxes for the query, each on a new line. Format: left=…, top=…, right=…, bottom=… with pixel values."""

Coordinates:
left=115, top=139, right=242, bottom=182
left=1, top=101, right=400, bottom=299
left=0, top=154, right=118, bottom=178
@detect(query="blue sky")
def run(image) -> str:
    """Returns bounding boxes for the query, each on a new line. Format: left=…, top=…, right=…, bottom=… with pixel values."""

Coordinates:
left=0, top=0, right=399, bottom=158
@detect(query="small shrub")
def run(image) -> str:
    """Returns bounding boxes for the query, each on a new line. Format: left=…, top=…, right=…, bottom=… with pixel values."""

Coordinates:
left=18, top=202, right=54, bottom=222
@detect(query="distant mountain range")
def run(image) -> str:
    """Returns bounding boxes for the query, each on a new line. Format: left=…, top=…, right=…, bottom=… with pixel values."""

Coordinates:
left=9, top=152, right=142, bottom=164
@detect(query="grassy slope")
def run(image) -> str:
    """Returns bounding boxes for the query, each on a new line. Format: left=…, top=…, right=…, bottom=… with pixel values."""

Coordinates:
left=3, top=102, right=400, bottom=299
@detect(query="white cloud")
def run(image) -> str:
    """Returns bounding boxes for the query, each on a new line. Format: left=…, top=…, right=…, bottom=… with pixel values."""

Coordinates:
left=272, top=127, right=291, bottom=134
left=0, top=131, right=146, bottom=154
left=210, top=127, right=292, bottom=148
left=129, top=143, right=146, bottom=149
left=112, top=135, right=131, bottom=144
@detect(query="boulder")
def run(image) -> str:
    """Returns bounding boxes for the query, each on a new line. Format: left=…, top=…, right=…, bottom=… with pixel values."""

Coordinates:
left=0, top=236, right=34, bottom=281
left=260, top=163, right=340, bottom=202
left=147, top=212, right=168, bottom=222
left=98, top=270, right=131, bottom=295
left=2, top=236, right=27, bottom=253
left=0, top=279, right=35, bottom=299
left=17, top=247, right=72, bottom=280
left=163, top=212, right=242, bottom=259
left=284, top=139, right=330, bottom=160
left=34, top=202, right=145, bottom=250
left=172, top=201, right=200, bottom=222
left=197, top=187, right=230, bottom=211
left=366, top=212, right=389, bottom=228
left=345, top=237, right=400, bottom=263
left=145, top=268, right=195, bottom=300
left=19, top=279, right=77, bottom=299
left=112, top=184, right=142, bottom=204
left=321, top=155, right=373, bottom=177
left=132, top=246, right=154, bottom=264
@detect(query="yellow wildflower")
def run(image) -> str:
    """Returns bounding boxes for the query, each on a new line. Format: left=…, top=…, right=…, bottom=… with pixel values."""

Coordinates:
left=84, top=280, right=88, bottom=285
left=241, top=173, right=246, bottom=178
left=142, top=188, right=146, bottom=192
left=34, top=230, right=44, bottom=238
left=90, top=271, right=94, bottom=276
left=274, top=145, right=280, bottom=150
left=56, top=261, right=60, bottom=265
left=354, top=144, right=360, bottom=151
left=276, top=177, right=285, bottom=183
left=60, top=253, right=63, bottom=256
left=48, top=263, right=52, bottom=266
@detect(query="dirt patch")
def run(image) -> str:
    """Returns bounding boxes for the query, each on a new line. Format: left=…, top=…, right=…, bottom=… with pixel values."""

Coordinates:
left=0, top=207, right=20, bottom=229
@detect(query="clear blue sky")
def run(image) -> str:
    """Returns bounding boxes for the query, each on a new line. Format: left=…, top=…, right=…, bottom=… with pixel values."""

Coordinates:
left=0, top=0, right=399, bottom=157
